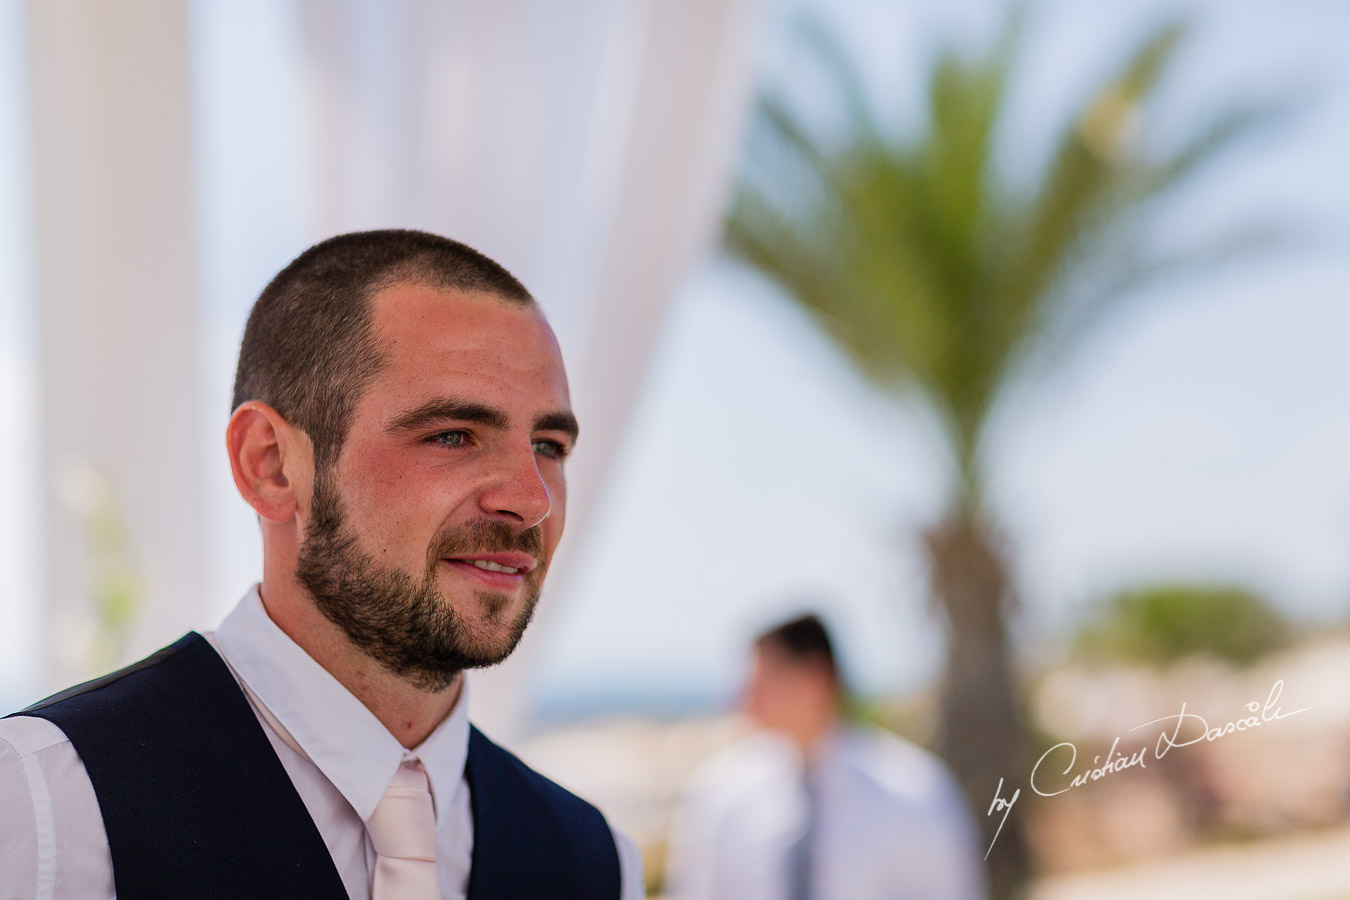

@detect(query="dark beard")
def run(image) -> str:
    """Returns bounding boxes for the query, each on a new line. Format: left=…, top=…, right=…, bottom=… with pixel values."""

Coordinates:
left=295, top=466, right=544, bottom=691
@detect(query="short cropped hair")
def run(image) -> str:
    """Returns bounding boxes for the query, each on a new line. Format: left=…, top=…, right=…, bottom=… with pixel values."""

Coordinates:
left=754, top=613, right=839, bottom=683
left=231, top=229, right=532, bottom=469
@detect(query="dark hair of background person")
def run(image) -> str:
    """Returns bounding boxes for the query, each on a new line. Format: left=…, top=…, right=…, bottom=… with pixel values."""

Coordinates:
left=755, top=613, right=840, bottom=686
left=231, top=229, right=533, bottom=471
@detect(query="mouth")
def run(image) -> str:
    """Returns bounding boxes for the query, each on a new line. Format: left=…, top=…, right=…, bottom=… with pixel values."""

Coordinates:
left=464, top=559, right=524, bottom=574
left=440, top=552, right=539, bottom=588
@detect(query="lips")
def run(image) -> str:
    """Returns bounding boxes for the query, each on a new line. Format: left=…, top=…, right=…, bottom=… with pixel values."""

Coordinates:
left=443, top=552, right=537, bottom=573
left=433, top=521, right=545, bottom=589
left=465, top=559, right=523, bottom=574
left=440, top=551, right=539, bottom=588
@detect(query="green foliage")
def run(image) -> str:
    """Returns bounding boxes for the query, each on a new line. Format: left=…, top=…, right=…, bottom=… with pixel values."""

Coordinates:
left=1075, top=584, right=1292, bottom=667
left=726, top=11, right=1285, bottom=504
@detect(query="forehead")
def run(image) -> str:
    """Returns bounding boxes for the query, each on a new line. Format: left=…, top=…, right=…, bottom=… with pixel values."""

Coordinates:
left=751, top=644, right=789, bottom=674
left=752, top=643, right=815, bottom=677
left=365, top=282, right=570, bottom=412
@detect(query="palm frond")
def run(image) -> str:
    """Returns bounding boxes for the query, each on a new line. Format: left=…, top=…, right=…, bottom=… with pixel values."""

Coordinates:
left=1092, top=220, right=1298, bottom=325
left=794, top=12, right=885, bottom=147
left=1128, top=97, right=1295, bottom=207
left=1009, top=23, right=1186, bottom=284
left=723, top=11, right=1295, bottom=500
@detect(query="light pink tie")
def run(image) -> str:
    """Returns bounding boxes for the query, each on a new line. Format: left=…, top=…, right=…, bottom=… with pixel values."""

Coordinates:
left=367, top=759, right=438, bottom=900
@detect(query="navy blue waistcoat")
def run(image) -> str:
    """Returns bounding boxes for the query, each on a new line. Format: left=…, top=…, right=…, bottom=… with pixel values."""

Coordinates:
left=12, top=632, right=621, bottom=899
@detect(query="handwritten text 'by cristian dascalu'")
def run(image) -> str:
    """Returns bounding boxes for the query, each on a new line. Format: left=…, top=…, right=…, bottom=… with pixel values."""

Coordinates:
left=983, top=679, right=1310, bottom=859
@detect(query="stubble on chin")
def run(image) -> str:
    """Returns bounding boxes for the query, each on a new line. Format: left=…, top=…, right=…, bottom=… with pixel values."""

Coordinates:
left=295, top=469, right=545, bottom=691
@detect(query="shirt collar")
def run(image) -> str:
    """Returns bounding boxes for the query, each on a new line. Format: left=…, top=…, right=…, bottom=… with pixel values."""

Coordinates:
left=213, top=585, right=470, bottom=821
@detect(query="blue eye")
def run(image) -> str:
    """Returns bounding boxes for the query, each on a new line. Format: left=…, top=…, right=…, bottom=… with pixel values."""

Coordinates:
left=433, top=431, right=468, bottom=448
left=533, top=439, right=568, bottom=460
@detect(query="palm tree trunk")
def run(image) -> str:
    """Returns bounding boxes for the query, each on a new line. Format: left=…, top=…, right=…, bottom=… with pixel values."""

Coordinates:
left=925, top=510, right=1030, bottom=900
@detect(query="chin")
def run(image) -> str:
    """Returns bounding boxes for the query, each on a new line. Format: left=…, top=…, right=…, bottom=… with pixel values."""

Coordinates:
left=454, top=590, right=538, bottom=666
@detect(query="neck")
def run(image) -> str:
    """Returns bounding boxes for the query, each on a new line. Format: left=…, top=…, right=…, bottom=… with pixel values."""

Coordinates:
left=258, top=579, right=462, bottom=749
left=793, top=716, right=836, bottom=760
left=772, top=697, right=839, bottom=759
left=313, top=631, right=463, bottom=750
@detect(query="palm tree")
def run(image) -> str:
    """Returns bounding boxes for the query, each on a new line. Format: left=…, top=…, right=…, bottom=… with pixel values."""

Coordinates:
left=725, top=11, right=1283, bottom=898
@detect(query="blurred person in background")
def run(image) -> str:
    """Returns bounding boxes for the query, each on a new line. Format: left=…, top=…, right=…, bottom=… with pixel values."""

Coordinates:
left=0, top=230, right=641, bottom=900
left=666, top=613, right=986, bottom=900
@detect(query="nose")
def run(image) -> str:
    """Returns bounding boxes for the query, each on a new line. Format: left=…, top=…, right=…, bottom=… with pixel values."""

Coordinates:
left=477, top=443, right=553, bottom=529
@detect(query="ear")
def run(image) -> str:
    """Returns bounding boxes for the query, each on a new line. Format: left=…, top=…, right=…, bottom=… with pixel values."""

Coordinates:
left=226, top=401, right=312, bottom=524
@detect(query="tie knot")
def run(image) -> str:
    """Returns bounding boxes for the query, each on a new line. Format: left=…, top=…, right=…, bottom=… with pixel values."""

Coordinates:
left=368, top=759, right=437, bottom=862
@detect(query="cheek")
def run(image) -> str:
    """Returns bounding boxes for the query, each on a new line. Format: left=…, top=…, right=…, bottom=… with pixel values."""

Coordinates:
left=742, top=682, right=765, bottom=718
left=340, top=436, right=406, bottom=488
left=335, top=443, right=446, bottom=538
left=743, top=675, right=777, bottom=720
left=542, top=472, right=568, bottom=539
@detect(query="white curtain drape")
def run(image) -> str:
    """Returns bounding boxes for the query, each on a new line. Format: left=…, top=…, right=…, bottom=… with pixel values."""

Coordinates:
left=30, top=0, right=206, bottom=687
left=294, top=0, right=762, bottom=737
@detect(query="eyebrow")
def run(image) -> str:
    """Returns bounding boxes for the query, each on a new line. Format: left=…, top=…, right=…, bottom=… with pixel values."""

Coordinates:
left=386, top=399, right=508, bottom=433
left=385, top=397, right=580, bottom=443
left=535, top=411, right=580, bottom=443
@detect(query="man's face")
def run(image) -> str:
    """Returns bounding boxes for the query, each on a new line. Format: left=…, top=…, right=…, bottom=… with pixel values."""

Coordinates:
left=295, top=283, right=576, bottom=689
left=743, top=644, right=833, bottom=734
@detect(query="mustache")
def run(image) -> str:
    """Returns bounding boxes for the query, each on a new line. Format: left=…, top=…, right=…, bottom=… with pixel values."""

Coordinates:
left=433, top=518, right=544, bottom=562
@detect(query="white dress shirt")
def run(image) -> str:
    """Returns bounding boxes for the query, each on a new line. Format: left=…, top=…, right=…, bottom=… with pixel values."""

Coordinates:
left=0, top=587, right=643, bottom=900
left=665, top=728, right=987, bottom=900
